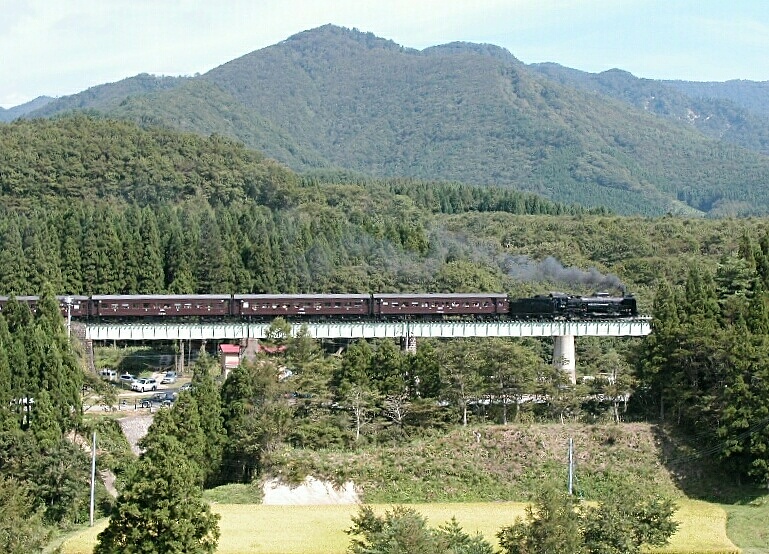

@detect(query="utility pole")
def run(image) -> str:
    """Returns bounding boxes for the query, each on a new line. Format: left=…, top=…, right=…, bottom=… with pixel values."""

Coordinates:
left=64, top=296, right=73, bottom=338
left=90, top=431, right=97, bottom=526
left=569, top=437, right=574, bottom=496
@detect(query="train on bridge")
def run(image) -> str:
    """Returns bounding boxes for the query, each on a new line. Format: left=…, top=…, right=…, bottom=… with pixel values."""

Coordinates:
left=0, top=292, right=637, bottom=321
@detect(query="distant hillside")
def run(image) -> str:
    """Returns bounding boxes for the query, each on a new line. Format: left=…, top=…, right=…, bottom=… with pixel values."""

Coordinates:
left=530, top=63, right=769, bottom=155
left=28, top=73, right=186, bottom=118
left=664, top=79, right=769, bottom=118
left=24, top=25, right=769, bottom=216
left=0, top=96, right=54, bottom=122
left=0, top=115, right=298, bottom=207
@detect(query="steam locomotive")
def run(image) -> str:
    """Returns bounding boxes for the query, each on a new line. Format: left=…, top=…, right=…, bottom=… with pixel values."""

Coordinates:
left=0, top=292, right=638, bottom=320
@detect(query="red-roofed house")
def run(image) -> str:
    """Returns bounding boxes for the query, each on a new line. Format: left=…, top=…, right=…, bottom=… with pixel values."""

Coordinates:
left=219, top=344, right=241, bottom=376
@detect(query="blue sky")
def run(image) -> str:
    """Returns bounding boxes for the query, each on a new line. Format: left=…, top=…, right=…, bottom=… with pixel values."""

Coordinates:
left=2, top=0, right=768, bottom=108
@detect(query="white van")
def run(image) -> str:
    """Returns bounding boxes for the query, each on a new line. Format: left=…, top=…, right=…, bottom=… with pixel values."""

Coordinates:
left=131, top=378, right=158, bottom=392
left=99, top=369, right=118, bottom=381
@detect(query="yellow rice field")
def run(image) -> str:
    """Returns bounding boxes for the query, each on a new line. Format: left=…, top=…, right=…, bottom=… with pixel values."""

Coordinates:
left=59, top=499, right=738, bottom=554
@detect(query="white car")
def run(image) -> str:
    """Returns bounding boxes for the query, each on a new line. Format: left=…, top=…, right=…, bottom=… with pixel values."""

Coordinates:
left=131, top=378, right=158, bottom=392
left=160, top=371, right=177, bottom=384
left=99, top=369, right=117, bottom=381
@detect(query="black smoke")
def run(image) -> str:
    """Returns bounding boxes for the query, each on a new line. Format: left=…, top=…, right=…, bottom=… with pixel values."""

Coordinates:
left=502, top=255, right=623, bottom=291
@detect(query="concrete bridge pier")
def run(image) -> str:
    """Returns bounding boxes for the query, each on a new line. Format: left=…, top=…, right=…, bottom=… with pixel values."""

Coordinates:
left=401, top=335, right=417, bottom=354
left=553, top=334, right=576, bottom=385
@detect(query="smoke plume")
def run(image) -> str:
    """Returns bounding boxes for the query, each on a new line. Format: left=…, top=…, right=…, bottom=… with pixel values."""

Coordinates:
left=503, top=255, right=623, bottom=291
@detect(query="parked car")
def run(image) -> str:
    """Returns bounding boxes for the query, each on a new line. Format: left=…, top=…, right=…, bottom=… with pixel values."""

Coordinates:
left=119, top=373, right=135, bottom=383
left=179, top=382, right=194, bottom=392
left=99, top=369, right=117, bottom=381
left=161, top=371, right=177, bottom=384
left=161, top=392, right=178, bottom=407
left=131, top=378, right=158, bottom=392
left=141, top=391, right=177, bottom=408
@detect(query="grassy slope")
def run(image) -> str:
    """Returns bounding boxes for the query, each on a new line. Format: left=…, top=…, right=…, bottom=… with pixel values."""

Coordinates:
left=56, top=422, right=766, bottom=553
left=267, top=423, right=682, bottom=502
left=721, top=501, right=769, bottom=554
left=266, top=422, right=766, bottom=552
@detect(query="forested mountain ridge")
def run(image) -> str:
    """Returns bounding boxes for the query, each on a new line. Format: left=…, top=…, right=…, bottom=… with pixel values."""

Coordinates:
left=0, top=115, right=606, bottom=298
left=530, top=63, right=769, bottom=154
left=0, top=96, right=54, bottom=122
left=0, top=115, right=299, bottom=207
left=664, top=78, right=769, bottom=118
left=19, top=25, right=769, bottom=216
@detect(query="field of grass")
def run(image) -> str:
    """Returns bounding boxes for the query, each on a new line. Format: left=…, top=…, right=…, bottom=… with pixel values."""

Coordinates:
left=721, top=496, right=769, bottom=554
left=58, top=499, right=737, bottom=554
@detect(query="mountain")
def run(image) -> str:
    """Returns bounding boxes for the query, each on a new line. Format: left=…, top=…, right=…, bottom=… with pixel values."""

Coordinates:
left=0, top=96, right=54, bottom=122
left=529, top=63, right=769, bottom=154
left=20, top=24, right=769, bottom=216
left=664, top=79, right=769, bottom=118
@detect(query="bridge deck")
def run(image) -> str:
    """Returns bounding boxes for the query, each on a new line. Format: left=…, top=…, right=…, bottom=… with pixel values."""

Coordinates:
left=84, top=318, right=651, bottom=341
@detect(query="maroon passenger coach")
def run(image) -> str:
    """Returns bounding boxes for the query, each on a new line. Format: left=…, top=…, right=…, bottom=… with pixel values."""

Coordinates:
left=91, top=294, right=231, bottom=317
left=372, top=293, right=510, bottom=317
left=233, top=294, right=372, bottom=318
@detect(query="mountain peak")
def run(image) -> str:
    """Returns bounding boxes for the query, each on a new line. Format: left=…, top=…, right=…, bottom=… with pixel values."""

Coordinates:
left=421, top=41, right=520, bottom=64
left=283, top=24, right=408, bottom=53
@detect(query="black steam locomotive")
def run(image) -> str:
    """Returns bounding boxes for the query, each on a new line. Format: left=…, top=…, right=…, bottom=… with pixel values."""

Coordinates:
left=0, top=292, right=638, bottom=321
left=509, top=292, right=637, bottom=319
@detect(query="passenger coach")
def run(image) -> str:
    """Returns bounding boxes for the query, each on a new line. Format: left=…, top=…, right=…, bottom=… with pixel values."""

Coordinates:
left=233, top=294, right=371, bottom=318
left=91, top=294, right=231, bottom=318
left=372, top=293, right=510, bottom=318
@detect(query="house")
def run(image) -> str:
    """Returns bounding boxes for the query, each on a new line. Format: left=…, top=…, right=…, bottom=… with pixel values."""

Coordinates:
left=219, top=343, right=241, bottom=377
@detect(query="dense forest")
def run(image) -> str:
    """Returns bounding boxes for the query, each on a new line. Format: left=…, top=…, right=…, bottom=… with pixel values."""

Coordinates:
left=14, top=25, right=769, bottom=216
left=1, top=112, right=769, bottom=552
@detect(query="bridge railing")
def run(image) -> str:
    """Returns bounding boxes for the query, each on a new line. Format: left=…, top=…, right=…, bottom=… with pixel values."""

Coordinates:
left=84, top=318, right=652, bottom=341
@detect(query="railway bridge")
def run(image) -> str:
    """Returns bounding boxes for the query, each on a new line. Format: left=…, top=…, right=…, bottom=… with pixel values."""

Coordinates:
left=84, top=318, right=651, bottom=383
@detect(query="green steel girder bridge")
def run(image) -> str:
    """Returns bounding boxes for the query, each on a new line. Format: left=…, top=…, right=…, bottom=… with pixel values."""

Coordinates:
left=84, top=318, right=651, bottom=383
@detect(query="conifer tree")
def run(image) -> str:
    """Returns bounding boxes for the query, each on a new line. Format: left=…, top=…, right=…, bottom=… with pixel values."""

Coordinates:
left=0, top=220, right=28, bottom=295
left=95, top=409, right=220, bottom=554
left=137, top=207, right=165, bottom=293
left=190, top=357, right=226, bottom=486
left=59, top=210, right=83, bottom=294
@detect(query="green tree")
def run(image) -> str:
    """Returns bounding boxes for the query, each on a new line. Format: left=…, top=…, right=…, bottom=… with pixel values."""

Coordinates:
left=220, top=358, right=285, bottom=482
left=137, top=207, right=165, bottom=293
left=190, top=355, right=227, bottom=486
left=58, top=209, right=83, bottom=293
left=0, top=220, right=27, bottom=295
left=25, top=439, right=91, bottom=525
left=438, top=341, right=486, bottom=426
left=95, top=409, right=220, bottom=554
left=498, top=486, right=585, bottom=554
left=264, top=317, right=292, bottom=346
left=348, top=505, right=495, bottom=554
left=0, top=476, right=51, bottom=554
left=334, top=339, right=373, bottom=390
left=370, top=339, right=405, bottom=396
left=581, top=494, right=678, bottom=554
left=498, top=487, right=677, bottom=554
left=478, top=339, right=540, bottom=424
left=593, top=351, right=635, bottom=424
